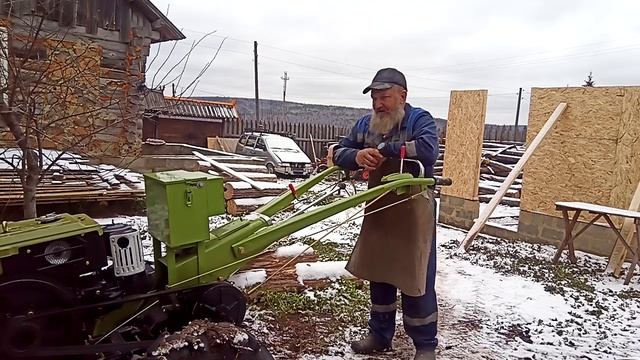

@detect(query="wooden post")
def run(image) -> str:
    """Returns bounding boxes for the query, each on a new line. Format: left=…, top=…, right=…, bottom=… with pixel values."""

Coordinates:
left=254, top=41, right=260, bottom=122
left=460, top=103, right=567, bottom=251
left=606, top=181, right=640, bottom=275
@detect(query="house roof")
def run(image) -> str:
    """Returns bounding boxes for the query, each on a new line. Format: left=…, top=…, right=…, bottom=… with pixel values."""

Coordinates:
left=144, top=90, right=239, bottom=123
left=132, top=0, right=185, bottom=43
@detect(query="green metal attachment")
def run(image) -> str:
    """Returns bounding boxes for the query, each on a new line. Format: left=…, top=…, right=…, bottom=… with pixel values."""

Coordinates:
left=144, top=170, right=225, bottom=248
left=0, top=213, right=102, bottom=260
left=142, top=166, right=439, bottom=289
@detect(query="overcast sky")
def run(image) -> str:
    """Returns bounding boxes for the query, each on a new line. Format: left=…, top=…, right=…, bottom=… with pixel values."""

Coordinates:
left=146, top=0, right=640, bottom=124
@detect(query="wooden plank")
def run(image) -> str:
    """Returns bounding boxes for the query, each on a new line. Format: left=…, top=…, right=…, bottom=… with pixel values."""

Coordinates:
left=606, top=181, right=640, bottom=275
left=555, top=201, right=640, bottom=220
left=86, top=0, right=97, bottom=34
left=224, top=181, right=286, bottom=200
left=193, top=151, right=264, bottom=191
left=461, top=103, right=567, bottom=251
left=60, top=0, right=77, bottom=27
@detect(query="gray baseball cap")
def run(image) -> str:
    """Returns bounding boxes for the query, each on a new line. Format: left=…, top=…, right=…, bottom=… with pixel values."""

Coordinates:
left=362, top=68, right=407, bottom=94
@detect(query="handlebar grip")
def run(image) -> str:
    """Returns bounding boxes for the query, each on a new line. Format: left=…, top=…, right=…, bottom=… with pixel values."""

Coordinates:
left=435, top=177, right=453, bottom=186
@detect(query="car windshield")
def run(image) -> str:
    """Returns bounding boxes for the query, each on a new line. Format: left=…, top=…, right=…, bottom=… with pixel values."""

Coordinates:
left=264, top=136, right=300, bottom=152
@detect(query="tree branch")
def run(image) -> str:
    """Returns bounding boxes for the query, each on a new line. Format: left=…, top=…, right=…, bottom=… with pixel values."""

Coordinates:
left=178, top=36, right=227, bottom=98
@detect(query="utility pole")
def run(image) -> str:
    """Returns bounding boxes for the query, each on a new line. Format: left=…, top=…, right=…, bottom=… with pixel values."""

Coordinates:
left=514, top=87, right=523, bottom=127
left=254, top=41, right=259, bottom=123
left=281, top=71, right=290, bottom=121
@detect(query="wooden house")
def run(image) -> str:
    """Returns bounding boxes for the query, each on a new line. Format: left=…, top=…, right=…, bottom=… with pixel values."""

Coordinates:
left=0, top=0, right=185, bottom=162
left=143, top=89, right=240, bottom=147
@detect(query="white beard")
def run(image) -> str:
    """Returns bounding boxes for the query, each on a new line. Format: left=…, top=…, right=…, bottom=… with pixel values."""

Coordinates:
left=369, top=106, right=405, bottom=135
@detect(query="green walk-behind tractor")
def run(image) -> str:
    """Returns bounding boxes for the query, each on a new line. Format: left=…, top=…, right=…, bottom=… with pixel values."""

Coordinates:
left=0, top=165, right=450, bottom=359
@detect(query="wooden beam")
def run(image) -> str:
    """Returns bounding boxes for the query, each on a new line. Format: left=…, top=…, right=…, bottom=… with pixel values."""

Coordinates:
left=460, top=103, right=567, bottom=251
left=86, top=0, right=97, bottom=34
left=192, top=151, right=264, bottom=191
left=606, top=181, right=640, bottom=275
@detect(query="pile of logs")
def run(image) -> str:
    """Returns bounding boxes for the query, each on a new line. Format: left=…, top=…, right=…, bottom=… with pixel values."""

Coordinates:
left=479, top=143, right=524, bottom=207
left=436, top=141, right=525, bottom=207
left=194, top=152, right=287, bottom=216
left=223, top=181, right=287, bottom=215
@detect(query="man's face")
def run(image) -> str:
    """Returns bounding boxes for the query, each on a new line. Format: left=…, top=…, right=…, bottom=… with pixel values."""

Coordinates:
left=369, top=85, right=407, bottom=134
left=371, top=86, right=406, bottom=114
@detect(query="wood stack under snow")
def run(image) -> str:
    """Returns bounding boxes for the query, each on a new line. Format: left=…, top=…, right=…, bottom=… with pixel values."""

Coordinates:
left=224, top=181, right=287, bottom=215
left=0, top=148, right=145, bottom=206
left=194, top=151, right=287, bottom=216
left=438, top=141, right=526, bottom=206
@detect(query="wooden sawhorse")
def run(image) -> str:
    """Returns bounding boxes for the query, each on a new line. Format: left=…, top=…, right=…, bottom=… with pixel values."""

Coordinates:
left=552, top=201, right=640, bottom=285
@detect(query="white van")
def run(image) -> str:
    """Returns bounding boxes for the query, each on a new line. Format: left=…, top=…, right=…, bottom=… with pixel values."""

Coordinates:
left=235, top=132, right=313, bottom=177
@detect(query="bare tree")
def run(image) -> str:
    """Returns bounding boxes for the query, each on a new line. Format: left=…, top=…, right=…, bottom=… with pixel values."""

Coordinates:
left=0, top=8, right=132, bottom=218
left=0, top=4, right=225, bottom=219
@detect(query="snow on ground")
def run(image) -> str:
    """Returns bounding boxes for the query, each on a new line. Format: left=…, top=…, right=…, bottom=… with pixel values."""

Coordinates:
left=96, top=179, right=640, bottom=359
left=275, top=242, right=315, bottom=257
left=290, top=206, right=363, bottom=244
left=480, top=202, right=520, bottom=231
left=229, top=269, right=267, bottom=289
left=295, top=261, right=353, bottom=284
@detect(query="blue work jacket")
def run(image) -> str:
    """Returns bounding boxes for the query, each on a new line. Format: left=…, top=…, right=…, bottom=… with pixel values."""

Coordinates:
left=333, top=103, right=439, bottom=177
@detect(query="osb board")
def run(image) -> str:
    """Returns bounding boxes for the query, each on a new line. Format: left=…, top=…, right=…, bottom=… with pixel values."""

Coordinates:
left=207, top=137, right=238, bottom=152
left=521, top=87, right=640, bottom=225
left=610, top=89, right=640, bottom=212
left=441, top=90, right=488, bottom=200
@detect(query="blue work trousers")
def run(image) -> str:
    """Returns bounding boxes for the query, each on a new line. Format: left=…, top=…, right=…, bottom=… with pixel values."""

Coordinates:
left=367, top=214, right=438, bottom=350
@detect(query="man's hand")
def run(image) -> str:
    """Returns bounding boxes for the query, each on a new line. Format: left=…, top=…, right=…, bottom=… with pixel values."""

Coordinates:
left=355, top=148, right=385, bottom=170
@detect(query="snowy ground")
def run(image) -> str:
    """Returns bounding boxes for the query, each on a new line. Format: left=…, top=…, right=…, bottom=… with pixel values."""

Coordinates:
left=96, top=179, right=640, bottom=360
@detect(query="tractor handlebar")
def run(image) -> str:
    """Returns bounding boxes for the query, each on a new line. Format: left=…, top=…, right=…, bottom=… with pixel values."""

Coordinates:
left=435, top=177, right=453, bottom=186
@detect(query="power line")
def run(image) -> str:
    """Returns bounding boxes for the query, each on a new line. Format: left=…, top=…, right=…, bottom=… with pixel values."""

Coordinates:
left=178, top=28, right=514, bottom=90
left=406, top=39, right=615, bottom=72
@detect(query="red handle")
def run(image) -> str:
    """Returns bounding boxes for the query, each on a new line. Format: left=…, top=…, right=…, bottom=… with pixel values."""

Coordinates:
left=288, top=183, right=297, bottom=198
left=400, top=145, right=406, bottom=159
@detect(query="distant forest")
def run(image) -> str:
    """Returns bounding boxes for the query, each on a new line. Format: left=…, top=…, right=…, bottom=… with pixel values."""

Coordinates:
left=198, top=97, right=370, bottom=128
left=198, top=97, right=448, bottom=136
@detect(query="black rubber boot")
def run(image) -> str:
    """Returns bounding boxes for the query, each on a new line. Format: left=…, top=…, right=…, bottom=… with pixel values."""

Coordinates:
left=350, top=333, right=392, bottom=354
left=414, top=349, right=436, bottom=360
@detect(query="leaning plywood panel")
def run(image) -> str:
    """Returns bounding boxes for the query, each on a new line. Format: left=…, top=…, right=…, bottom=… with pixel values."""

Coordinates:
left=607, top=88, right=640, bottom=275
left=519, top=87, right=640, bottom=224
left=609, top=88, right=640, bottom=211
left=441, top=90, right=488, bottom=200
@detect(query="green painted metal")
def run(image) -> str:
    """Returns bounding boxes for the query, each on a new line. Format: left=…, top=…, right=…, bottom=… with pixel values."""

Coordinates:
left=155, top=166, right=345, bottom=287
left=144, top=170, right=225, bottom=248
left=0, top=214, right=102, bottom=259
left=231, top=175, right=435, bottom=257
left=147, top=166, right=436, bottom=291
left=255, top=166, right=342, bottom=216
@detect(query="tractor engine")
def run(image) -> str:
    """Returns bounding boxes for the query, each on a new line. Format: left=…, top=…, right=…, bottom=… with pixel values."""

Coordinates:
left=0, top=213, right=155, bottom=358
left=102, top=222, right=154, bottom=296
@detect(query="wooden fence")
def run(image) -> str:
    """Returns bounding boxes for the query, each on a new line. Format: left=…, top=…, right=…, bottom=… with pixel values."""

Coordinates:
left=223, top=119, right=528, bottom=160
left=224, top=119, right=351, bottom=160
left=438, top=123, right=527, bottom=143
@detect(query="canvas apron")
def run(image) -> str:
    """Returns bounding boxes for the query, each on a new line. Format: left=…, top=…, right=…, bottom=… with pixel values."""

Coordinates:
left=345, top=156, right=435, bottom=297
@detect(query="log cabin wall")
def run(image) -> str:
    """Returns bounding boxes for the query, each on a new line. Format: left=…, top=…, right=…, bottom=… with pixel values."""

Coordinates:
left=0, top=0, right=183, bottom=160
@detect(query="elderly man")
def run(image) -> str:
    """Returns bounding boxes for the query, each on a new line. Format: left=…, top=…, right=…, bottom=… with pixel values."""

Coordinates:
left=332, top=68, right=440, bottom=360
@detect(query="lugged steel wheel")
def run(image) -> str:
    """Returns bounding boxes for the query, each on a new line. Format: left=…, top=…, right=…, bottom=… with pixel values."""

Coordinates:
left=193, top=282, right=247, bottom=325
left=0, top=277, right=79, bottom=359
